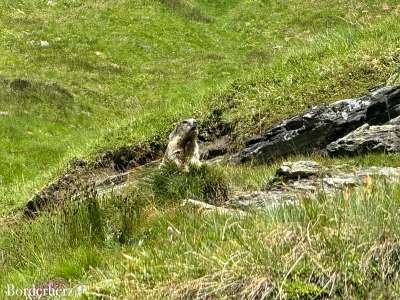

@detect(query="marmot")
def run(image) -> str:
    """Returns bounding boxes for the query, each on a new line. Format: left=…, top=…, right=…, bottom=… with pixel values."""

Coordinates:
left=162, top=118, right=201, bottom=170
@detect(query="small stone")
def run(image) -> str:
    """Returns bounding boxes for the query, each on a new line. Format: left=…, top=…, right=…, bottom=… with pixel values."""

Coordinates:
left=40, top=40, right=49, bottom=47
left=276, top=160, right=322, bottom=179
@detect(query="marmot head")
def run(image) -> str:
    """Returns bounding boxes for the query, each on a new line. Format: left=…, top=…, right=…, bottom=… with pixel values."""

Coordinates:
left=169, top=118, right=198, bottom=143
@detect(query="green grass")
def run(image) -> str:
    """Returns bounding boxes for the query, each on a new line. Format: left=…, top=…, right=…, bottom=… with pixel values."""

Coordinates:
left=2, top=0, right=400, bottom=298
left=2, top=163, right=400, bottom=298
left=1, top=0, right=399, bottom=213
left=152, top=162, right=229, bottom=205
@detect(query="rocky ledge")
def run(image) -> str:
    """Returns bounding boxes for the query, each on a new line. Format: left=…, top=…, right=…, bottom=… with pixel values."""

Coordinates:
left=233, top=86, right=400, bottom=163
left=231, top=160, right=400, bottom=210
left=327, top=118, right=400, bottom=155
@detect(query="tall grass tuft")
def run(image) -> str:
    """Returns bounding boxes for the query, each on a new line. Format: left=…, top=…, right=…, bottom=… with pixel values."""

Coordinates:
left=151, top=162, right=230, bottom=205
left=61, top=187, right=105, bottom=246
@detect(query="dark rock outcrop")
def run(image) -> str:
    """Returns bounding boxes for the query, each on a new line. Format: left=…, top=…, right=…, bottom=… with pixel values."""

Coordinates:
left=327, top=123, right=400, bottom=155
left=199, top=135, right=231, bottom=160
left=233, top=86, right=400, bottom=163
left=231, top=160, right=400, bottom=210
left=198, top=108, right=233, bottom=160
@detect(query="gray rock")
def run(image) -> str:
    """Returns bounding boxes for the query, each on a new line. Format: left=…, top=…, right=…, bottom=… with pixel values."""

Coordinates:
left=232, top=86, right=400, bottom=164
left=276, top=160, right=323, bottom=178
left=327, top=123, right=400, bottom=155
left=230, top=160, right=400, bottom=210
left=387, top=115, right=400, bottom=125
left=231, top=190, right=297, bottom=211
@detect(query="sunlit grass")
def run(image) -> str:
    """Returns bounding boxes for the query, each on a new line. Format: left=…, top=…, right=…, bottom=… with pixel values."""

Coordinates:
left=1, top=0, right=399, bottom=213
left=2, top=171, right=400, bottom=298
left=1, top=0, right=400, bottom=298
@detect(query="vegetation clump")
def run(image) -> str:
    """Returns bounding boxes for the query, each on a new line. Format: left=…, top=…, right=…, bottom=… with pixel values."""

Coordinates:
left=151, top=162, right=230, bottom=205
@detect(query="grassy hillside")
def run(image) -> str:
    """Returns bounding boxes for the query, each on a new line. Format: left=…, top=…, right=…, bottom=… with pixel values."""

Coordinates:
left=2, top=158, right=400, bottom=299
left=1, top=0, right=400, bottom=298
left=1, top=0, right=399, bottom=213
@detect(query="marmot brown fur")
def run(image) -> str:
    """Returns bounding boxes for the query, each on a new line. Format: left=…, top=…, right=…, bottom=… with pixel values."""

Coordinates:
left=162, top=118, right=201, bottom=170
